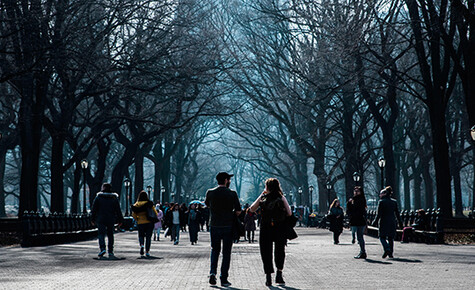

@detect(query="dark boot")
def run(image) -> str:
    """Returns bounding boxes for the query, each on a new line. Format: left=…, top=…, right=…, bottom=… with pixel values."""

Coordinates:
left=276, top=270, right=285, bottom=284
left=354, top=252, right=367, bottom=259
left=265, top=274, right=272, bottom=286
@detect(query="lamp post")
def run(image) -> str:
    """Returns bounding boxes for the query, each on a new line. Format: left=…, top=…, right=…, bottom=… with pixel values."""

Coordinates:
left=161, top=186, right=165, bottom=203
left=378, top=157, right=386, bottom=189
left=353, top=172, right=361, bottom=186
left=326, top=182, right=332, bottom=209
left=80, top=159, right=88, bottom=214
left=298, top=187, right=303, bottom=206
left=309, top=185, right=314, bottom=212
left=289, top=190, right=294, bottom=206
left=124, top=179, right=131, bottom=216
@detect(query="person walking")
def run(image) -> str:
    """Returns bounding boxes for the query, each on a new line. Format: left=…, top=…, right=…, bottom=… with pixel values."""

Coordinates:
left=91, top=183, right=124, bottom=259
left=187, top=203, right=201, bottom=245
left=131, top=191, right=158, bottom=257
left=328, top=199, right=344, bottom=244
left=205, top=172, right=241, bottom=287
left=165, top=204, right=181, bottom=245
left=373, top=186, right=403, bottom=258
left=249, top=178, right=292, bottom=286
left=347, top=186, right=368, bottom=259
left=243, top=210, right=257, bottom=243
left=153, top=203, right=164, bottom=241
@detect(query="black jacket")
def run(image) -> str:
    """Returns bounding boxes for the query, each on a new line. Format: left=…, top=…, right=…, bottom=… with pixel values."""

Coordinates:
left=347, top=194, right=367, bottom=227
left=374, top=196, right=402, bottom=238
left=91, top=192, right=124, bottom=225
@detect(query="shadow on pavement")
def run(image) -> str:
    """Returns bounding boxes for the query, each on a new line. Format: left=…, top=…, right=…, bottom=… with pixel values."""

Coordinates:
left=137, top=256, right=162, bottom=259
left=364, top=258, right=392, bottom=265
left=390, top=258, right=422, bottom=263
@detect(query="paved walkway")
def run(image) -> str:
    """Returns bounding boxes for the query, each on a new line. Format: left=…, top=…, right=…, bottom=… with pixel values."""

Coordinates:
left=0, top=228, right=474, bottom=289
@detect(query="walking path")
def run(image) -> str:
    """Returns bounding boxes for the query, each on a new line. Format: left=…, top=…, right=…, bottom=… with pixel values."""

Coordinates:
left=0, top=228, right=474, bottom=289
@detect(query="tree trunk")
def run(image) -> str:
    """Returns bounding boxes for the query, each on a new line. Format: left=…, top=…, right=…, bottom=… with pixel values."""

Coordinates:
left=134, top=149, right=144, bottom=202
left=89, top=140, right=110, bottom=206
left=50, top=136, right=65, bottom=213
left=421, top=160, right=435, bottom=209
left=401, top=160, right=411, bottom=210
left=70, top=161, right=81, bottom=213
left=111, top=144, right=138, bottom=198
left=452, top=166, right=464, bottom=217
left=0, top=150, right=6, bottom=217
left=413, top=163, right=422, bottom=210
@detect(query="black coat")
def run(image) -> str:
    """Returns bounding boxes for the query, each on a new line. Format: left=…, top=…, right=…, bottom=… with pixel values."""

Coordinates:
left=328, top=207, right=344, bottom=233
left=91, top=192, right=124, bottom=225
left=374, top=196, right=402, bottom=238
left=346, top=194, right=367, bottom=226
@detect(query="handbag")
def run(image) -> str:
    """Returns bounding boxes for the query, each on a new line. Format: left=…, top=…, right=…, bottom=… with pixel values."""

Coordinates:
left=284, top=214, right=298, bottom=240
left=232, top=215, right=245, bottom=240
left=147, top=207, right=159, bottom=223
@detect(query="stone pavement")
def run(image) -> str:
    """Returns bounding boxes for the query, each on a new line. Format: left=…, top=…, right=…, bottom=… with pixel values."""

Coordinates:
left=0, top=228, right=474, bottom=290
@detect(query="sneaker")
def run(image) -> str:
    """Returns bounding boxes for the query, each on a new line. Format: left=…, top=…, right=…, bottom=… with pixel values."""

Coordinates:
left=145, top=253, right=151, bottom=258
left=98, top=250, right=106, bottom=257
left=220, top=279, right=232, bottom=287
left=352, top=238, right=356, bottom=244
left=174, top=241, right=179, bottom=245
left=382, top=251, right=389, bottom=258
left=388, top=252, right=394, bottom=258
left=354, top=252, right=367, bottom=259
left=276, top=271, right=285, bottom=285
left=108, top=252, right=116, bottom=258
left=140, top=246, right=145, bottom=256
left=209, top=275, right=217, bottom=285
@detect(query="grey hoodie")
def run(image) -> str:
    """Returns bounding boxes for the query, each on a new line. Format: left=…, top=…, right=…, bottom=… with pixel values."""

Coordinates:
left=91, top=192, right=124, bottom=225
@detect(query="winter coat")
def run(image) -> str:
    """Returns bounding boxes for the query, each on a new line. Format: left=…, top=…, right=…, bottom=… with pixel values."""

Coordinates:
left=154, top=207, right=164, bottom=229
left=328, top=206, right=344, bottom=233
left=131, top=201, right=158, bottom=225
left=244, top=212, right=257, bottom=231
left=346, top=194, right=367, bottom=227
left=91, top=192, right=124, bottom=225
left=374, top=196, right=402, bottom=238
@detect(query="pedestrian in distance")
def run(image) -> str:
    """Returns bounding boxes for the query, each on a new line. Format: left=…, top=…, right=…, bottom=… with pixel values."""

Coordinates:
left=373, top=186, right=403, bottom=258
left=347, top=186, right=368, bottom=259
left=328, top=199, right=344, bottom=244
left=131, top=191, right=159, bottom=258
left=91, top=183, right=124, bottom=259
left=249, top=178, right=292, bottom=286
left=165, top=204, right=181, bottom=245
left=187, top=203, right=201, bottom=245
left=243, top=210, right=257, bottom=243
left=153, top=203, right=164, bottom=241
left=205, top=172, right=241, bottom=287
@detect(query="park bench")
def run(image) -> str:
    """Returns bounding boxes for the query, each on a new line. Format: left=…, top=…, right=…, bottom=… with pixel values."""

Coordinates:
left=21, top=211, right=98, bottom=247
left=365, top=208, right=475, bottom=244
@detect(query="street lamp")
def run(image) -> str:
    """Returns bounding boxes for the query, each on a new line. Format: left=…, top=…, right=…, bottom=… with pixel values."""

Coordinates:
left=298, top=187, right=303, bottom=206
left=353, top=172, right=361, bottom=186
left=161, top=186, right=165, bottom=203
left=309, top=185, right=314, bottom=212
left=80, top=159, right=88, bottom=214
left=289, top=190, right=294, bottom=206
left=378, top=157, right=386, bottom=189
left=326, top=182, right=332, bottom=209
left=124, top=179, right=131, bottom=216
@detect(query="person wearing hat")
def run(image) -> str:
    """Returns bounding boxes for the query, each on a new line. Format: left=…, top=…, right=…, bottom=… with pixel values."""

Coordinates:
left=205, top=172, right=242, bottom=287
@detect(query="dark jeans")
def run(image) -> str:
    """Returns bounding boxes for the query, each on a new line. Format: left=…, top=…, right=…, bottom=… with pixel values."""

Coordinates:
left=189, top=222, right=199, bottom=243
left=171, top=224, right=180, bottom=242
left=333, top=231, right=341, bottom=243
left=137, top=223, right=154, bottom=252
left=354, top=226, right=366, bottom=253
left=210, top=226, right=233, bottom=279
left=97, top=223, right=115, bottom=253
left=247, top=230, right=255, bottom=242
left=259, top=226, right=286, bottom=274
left=380, top=236, right=394, bottom=253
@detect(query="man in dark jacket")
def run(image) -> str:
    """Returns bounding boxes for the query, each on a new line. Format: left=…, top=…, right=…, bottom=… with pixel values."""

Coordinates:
left=205, top=172, right=241, bottom=287
left=373, top=186, right=403, bottom=258
left=91, top=183, right=124, bottom=258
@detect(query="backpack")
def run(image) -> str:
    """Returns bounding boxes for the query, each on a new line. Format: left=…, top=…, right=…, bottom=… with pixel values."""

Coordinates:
left=261, top=196, right=287, bottom=225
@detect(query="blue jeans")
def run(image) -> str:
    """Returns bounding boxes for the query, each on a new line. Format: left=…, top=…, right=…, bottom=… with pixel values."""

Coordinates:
left=380, top=236, right=394, bottom=253
left=97, top=223, right=115, bottom=253
left=210, top=226, right=233, bottom=279
left=171, top=224, right=180, bottom=242
left=355, top=226, right=366, bottom=254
